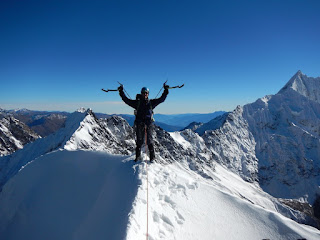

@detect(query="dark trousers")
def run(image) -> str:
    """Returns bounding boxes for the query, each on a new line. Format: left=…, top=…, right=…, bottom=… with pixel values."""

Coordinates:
left=135, top=123, right=155, bottom=160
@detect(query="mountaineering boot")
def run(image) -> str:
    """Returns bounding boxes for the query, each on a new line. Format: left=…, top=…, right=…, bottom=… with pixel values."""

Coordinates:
left=149, top=144, right=155, bottom=163
left=135, top=146, right=141, bottom=162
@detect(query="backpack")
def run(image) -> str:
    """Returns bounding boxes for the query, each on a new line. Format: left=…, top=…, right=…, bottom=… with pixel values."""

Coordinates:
left=134, top=94, right=155, bottom=122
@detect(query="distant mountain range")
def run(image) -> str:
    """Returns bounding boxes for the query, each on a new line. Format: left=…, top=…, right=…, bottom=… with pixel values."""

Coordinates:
left=1, top=108, right=318, bottom=239
left=1, top=108, right=225, bottom=137
left=1, top=71, right=320, bottom=238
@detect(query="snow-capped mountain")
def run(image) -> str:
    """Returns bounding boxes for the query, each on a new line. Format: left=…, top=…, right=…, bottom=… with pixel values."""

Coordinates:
left=178, top=71, right=320, bottom=205
left=0, top=107, right=208, bottom=190
left=0, top=109, right=86, bottom=191
left=64, top=112, right=135, bottom=155
left=200, top=106, right=259, bottom=183
left=0, top=109, right=136, bottom=191
left=0, top=114, right=40, bottom=156
left=0, top=71, right=320, bottom=239
left=242, top=71, right=320, bottom=204
left=167, top=71, right=320, bottom=226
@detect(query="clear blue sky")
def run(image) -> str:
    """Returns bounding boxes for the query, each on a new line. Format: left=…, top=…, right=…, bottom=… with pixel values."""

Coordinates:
left=1, top=0, right=319, bottom=114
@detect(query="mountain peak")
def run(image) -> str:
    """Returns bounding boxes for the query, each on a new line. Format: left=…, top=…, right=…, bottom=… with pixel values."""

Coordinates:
left=77, top=107, right=88, bottom=113
left=280, top=70, right=305, bottom=92
left=295, top=69, right=303, bottom=76
left=278, top=71, right=320, bottom=103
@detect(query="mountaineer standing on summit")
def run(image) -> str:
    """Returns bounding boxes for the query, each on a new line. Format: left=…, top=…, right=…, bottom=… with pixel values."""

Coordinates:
left=118, top=83, right=169, bottom=162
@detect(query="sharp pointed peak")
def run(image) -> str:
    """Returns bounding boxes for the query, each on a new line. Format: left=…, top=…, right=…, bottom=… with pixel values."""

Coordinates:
left=277, top=71, right=320, bottom=103
left=292, top=70, right=305, bottom=79
left=278, top=70, right=306, bottom=94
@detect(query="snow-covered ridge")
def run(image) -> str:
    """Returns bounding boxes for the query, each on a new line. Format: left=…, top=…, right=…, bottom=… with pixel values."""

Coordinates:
left=1, top=150, right=319, bottom=240
left=0, top=109, right=139, bottom=191
left=64, top=112, right=135, bottom=155
left=0, top=109, right=89, bottom=190
left=127, top=160, right=319, bottom=240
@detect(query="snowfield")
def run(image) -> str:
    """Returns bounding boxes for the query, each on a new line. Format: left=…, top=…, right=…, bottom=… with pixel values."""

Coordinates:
left=0, top=150, right=319, bottom=240
left=0, top=150, right=138, bottom=240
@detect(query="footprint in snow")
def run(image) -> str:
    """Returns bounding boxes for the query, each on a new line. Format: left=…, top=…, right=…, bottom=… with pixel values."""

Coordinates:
left=175, top=210, right=185, bottom=225
left=186, top=181, right=198, bottom=190
left=164, top=195, right=176, bottom=208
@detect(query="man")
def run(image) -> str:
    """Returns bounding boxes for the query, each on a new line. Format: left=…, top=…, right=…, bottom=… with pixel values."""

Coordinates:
left=118, top=83, right=169, bottom=162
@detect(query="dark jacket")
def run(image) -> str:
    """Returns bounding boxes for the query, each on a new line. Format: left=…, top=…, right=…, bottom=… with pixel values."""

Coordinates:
left=119, top=89, right=168, bottom=125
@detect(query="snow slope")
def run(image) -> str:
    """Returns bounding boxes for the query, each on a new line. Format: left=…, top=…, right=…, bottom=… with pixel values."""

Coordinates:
left=0, top=150, right=138, bottom=240
left=0, top=110, right=88, bottom=190
left=1, top=149, right=319, bottom=240
left=127, top=161, right=320, bottom=240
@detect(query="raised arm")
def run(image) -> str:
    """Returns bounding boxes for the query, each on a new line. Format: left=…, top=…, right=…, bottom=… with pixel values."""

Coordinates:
left=151, top=84, right=169, bottom=109
left=118, top=85, right=137, bottom=109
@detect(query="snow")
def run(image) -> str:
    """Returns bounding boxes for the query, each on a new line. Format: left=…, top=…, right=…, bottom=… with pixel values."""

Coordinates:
left=243, top=71, right=320, bottom=203
left=0, top=116, right=39, bottom=156
left=279, top=70, right=320, bottom=104
left=77, top=107, right=87, bottom=113
left=0, top=150, right=138, bottom=240
left=1, top=71, right=320, bottom=239
left=169, top=131, right=192, bottom=149
left=0, top=111, right=87, bottom=189
left=0, top=121, right=23, bottom=149
left=64, top=114, right=100, bottom=151
left=127, top=160, right=320, bottom=240
left=1, top=149, right=319, bottom=240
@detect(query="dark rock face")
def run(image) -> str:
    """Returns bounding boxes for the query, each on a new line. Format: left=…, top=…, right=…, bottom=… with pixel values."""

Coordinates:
left=0, top=115, right=40, bottom=156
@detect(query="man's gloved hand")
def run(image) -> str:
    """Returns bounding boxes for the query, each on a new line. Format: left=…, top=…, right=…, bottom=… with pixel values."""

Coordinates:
left=118, top=85, right=123, bottom=91
left=163, top=83, right=169, bottom=90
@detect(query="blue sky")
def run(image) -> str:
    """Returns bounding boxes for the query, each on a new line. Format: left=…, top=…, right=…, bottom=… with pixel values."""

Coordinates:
left=1, top=0, right=319, bottom=114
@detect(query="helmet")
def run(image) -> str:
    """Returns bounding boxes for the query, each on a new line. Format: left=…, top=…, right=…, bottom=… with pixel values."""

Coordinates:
left=141, top=87, right=149, bottom=94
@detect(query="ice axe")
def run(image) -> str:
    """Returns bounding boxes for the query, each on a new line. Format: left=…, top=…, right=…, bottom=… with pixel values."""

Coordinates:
left=154, top=80, right=184, bottom=98
left=169, top=84, right=184, bottom=89
left=101, top=88, right=118, bottom=93
left=101, top=81, right=132, bottom=99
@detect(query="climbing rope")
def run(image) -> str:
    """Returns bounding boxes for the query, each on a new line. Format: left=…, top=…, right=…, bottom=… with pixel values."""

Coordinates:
left=145, top=124, right=149, bottom=239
